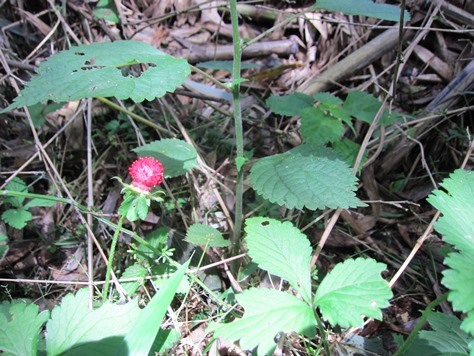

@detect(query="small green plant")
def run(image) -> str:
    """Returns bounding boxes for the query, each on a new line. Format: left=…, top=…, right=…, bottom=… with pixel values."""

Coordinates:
left=1, top=177, right=57, bottom=229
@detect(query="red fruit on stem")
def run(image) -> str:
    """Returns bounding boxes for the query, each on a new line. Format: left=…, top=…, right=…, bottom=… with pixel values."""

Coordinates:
left=129, top=157, right=164, bottom=192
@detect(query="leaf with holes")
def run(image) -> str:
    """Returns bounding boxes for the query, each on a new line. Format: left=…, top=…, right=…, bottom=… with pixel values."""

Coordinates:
left=2, top=40, right=190, bottom=112
left=250, top=144, right=364, bottom=210
left=185, top=223, right=230, bottom=247
left=208, top=288, right=316, bottom=356
left=314, top=258, right=392, bottom=328
left=244, top=217, right=312, bottom=302
left=134, top=139, right=198, bottom=178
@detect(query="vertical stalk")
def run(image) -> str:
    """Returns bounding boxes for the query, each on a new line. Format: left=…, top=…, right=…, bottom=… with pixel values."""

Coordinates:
left=102, top=214, right=126, bottom=303
left=229, top=0, right=244, bottom=260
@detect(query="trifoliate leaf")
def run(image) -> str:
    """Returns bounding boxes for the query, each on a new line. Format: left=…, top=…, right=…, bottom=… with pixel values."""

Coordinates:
left=0, top=300, right=49, bottom=356
left=208, top=288, right=316, bottom=356
left=1, top=208, right=33, bottom=229
left=315, top=258, right=392, bottom=328
left=244, top=217, right=312, bottom=302
left=404, top=312, right=472, bottom=356
left=134, top=139, right=198, bottom=178
left=250, top=144, right=364, bottom=210
left=185, top=223, right=230, bottom=247
left=266, top=93, right=314, bottom=117
left=46, top=288, right=141, bottom=355
left=315, top=0, right=410, bottom=22
left=300, top=107, right=344, bottom=144
left=2, top=40, right=190, bottom=112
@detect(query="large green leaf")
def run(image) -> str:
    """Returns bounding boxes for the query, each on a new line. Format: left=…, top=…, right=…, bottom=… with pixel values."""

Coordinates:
left=45, top=288, right=141, bottom=355
left=244, top=217, right=312, bottom=302
left=300, top=107, right=344, bottom=144
left=134, top=139, right=198, bottom=178
left=315, top=0, right=410, bottom=22
left=0, top=300, right=50, bottom=356
left=2, top=40, right=190, bottom=112
left=123, top=260, right=189, bottom=355
left=405, top=312, right=472, bottom=356
left=250, top=144, right=364, bottom=210
left=427, top=169, right=474, bottom=338
left=208, top=288, right=316, bottom=356
left=1, top=208, right=32, bottom=229
left=185, top=223, right=230, bottom=247
left=314, top=258, right=392, bottom=328
left=266, top=93, right=314, bottom=117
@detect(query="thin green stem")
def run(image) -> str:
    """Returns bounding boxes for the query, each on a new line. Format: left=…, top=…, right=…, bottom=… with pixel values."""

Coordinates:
left=314, top=310, right=331, bottom=355
left=102, top=214, right=126, bottom=303
left=394, top=292, right=449, bottom=356
left=96, top=97, right=172, bottom=135
left=229, top=0, right=244, bottom=270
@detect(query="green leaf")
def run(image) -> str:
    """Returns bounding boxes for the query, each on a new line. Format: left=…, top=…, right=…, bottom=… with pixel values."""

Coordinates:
left=121, top=264, right=148, bottom=296
left=405, top=312, right=472, bottom=356
left=185, top=223, right=230, bottom=248
left=343, top=91, right=392, bottom=125
left=123, top=260, right=189, bottom=355
left=136, top=227, right=170, bottom=262
left=315, top=0, right=410, bottom=22
left=4, top=177, right=28, bottom=208
left=208, top=288, right=316, bottom=356
left=427, top=169, right=474, bottom=338
left=250, top=144, right=364, bottom=210
left=300, top=107, right=344, bottom=144
left=332, top=139, right=367, bottom=169
left=266, top=93, right=314, bottom=117
left=46, top=288, right=141, bottom=355
left=24, top=197, right=57, bottom=209
left=134, top=139, right=198, bottom=178
left=2, top=40, right=191, bottom=112
left=0, top=300, right=50, bottom=356
left=313, top=92, right=343, bottom=106
left=2, top=208, right=33, bottom=229
left=93, top=0, right=119, bottom=23
left=150, top=328, right=180, bottom=355
left=314, top=258, right=392, bottom=328
left=244, top=217, right=312, bottom=302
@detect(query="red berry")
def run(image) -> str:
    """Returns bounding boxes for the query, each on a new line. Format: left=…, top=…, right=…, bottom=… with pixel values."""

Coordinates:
left=129, top=157, right=164, bottom=192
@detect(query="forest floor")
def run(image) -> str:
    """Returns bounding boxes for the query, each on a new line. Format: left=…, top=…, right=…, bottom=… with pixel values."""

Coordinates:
left=0, top=0, right=473, bottom=355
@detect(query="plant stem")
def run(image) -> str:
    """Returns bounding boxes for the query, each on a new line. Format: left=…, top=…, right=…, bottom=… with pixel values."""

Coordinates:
left=393, top=292, right=448, bottom=356
left=102, top=214, right=126, bottom=303
left=229, top=0, right=244, bottom=269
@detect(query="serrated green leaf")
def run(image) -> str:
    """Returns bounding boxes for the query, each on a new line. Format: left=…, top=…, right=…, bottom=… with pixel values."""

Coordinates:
left=266, top=93, right=314, bottom=117
left=244, top=217, right=312, bottom=302
left=313, top=92, right=343, bottom=106
left=45, top=288, right=141, bottom=355
left=4, top=177, right=28, bottom=208
left=343, top=91, right=393, bottom=125
left=134, top=139, right=198, bottom=178
left=24, top=197, right=57, bottom=209
left=0, top=300, right=49, bottom=356
left=427, top=169, right=474, bottom=338
left=136, top=227, right=169, bottom=262
left=123, top=260, right=189, bottom=355
left=2, top=208, right=32, bottom=229
left=185, top=223, right=230, bottom=247
left=2, top=41, right=191, bottom=112
left=208, top=288, right=316, bottom=356
left=250, top=144, right=364, bottom=210
left=121, top=264, right=148, bottom=296
left=405, top=312, right=472, bottom=356
left=300, top=107, right=344, bottom=144
left=315, top=258, right=392, bottom=328
left=315, top=0, right=410, bottom=22
left=332, top=139, right=367, bottom=169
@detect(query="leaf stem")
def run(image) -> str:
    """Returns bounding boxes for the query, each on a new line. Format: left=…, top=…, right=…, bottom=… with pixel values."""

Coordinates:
left=102, top=214, right=126, bottom=303
left=229, top=0, right=244, bottom=271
